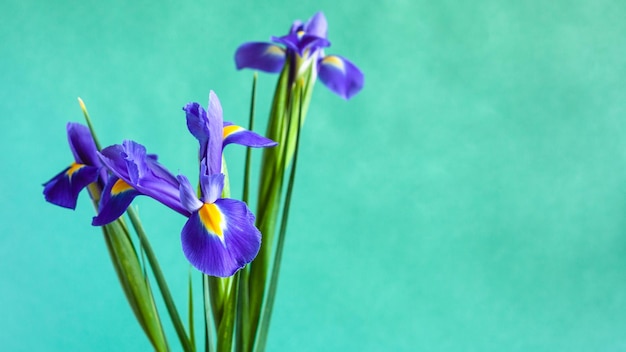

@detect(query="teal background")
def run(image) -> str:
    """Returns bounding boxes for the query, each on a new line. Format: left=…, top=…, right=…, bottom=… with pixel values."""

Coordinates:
left=2, top=0, right=626, bottom=351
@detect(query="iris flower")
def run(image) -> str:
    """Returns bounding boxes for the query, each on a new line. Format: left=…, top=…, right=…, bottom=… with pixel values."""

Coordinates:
left=92, top=142, right=187, bottom=225
left=235, top=11, right=364, bottom=100
left=94, top=91, right=277, bottom=277
left=43, top=123, right=104, bottom=209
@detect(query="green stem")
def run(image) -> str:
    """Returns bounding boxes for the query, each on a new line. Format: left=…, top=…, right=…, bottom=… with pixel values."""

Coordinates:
left=254, top=86, right=303, bottom=352
left=126, top=207, right=195, bottom=352
left=203, top=274, right=215, bottom=352
left=216, top=273, right=239, bottom=352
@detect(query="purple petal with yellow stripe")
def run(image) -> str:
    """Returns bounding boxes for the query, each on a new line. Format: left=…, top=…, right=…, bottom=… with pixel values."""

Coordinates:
left=318, top=55, right=364, bottom=100
left=43, top=162, right=99, bottom=209
left=181, top=198, right=261, bottom=277
left=235, top=42, right=286, bottom=73
left=223, top=122, right=278, bottom=148
left=92, top=176, right=141, bottom=226
left=99, top=141, right=188, bottom=216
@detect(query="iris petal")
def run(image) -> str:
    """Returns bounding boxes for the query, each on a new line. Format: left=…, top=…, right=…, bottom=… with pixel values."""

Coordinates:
left=43, top=163, right=99, bottom=209
left=177, top=174, right=204, bottom=213
left=206, top=91, right=224, bottom=175
left=181, top=199, right=261, bottom=277
left=271, top=33, right=329, bottom=57
left=318, top=55, right=364, bottom=100
left=305, top=12, right=328, bottom=39
left=184, top=92, right=225, bottom=175
left=99, top=141, right=188, bottom=216
left=92, top=176, right=141, bottom=226
left=184, top=102, right=210, bottom=155
left=67, top=122, right=100, bottom=167
left=235, top=42, right=286, bottom=73
left=222, top=122, right=278, bottom=148
left=199, top=173, right=224, bottom=204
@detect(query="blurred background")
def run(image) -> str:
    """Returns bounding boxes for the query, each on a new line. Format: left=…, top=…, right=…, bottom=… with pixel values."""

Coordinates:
left=2, top=0, right=626, bottom=351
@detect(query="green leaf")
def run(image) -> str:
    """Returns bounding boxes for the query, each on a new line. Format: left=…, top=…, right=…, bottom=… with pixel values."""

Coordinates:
left=216, top=273, right=239, bottom=352
left=102, top=219, right=169, bottom=352
left=254, top=85, right=304, bottom=352
left=247, top=62, right=292, bottom=345
left=126, top=207, right=195, bottom=352
left=189, top=268, right=195, bottom=349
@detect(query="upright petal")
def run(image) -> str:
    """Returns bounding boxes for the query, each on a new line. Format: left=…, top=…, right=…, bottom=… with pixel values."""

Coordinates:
left=184, top=92, right=225, bottom=175
left=206, top=91, right=224, bottom=175
left=235, top=42, right=286, bottom=73
left=305, top=12, right=328, bottom=39
left=181, top=198, right=261, bottom=277
left=67, top=122, right=100, bottom=167
left=184, top=102, right=210, bottom=160
left=222, top=122, right=278, bottom=148
left=289, top=19, right=304, bottom=34
left=92, top=176, right=141, bottom=226
left=43, top=162, right=99, bottom=209
left=318, top=55, right=364, bottom=100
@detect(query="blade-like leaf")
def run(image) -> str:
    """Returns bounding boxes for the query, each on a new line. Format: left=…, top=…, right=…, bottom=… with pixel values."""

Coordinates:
left=254, top=85, right=304, bottom=352
left=127, top=206, right=195, bottom=352
left=189, top=268, right=195, bottom=349
left=217, top=273, right=239, bottom=352
left=103, top=219, right=169, bottom=352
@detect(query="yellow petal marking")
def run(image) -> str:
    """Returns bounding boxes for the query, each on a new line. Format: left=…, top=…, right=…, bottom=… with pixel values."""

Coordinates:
left=111, top=178, right=133, bottom=195
left=223, top=125, right=244, bottom=139
left=323, top=55, right=345, bottom=71
left=198, top=203, right=224, bottom=238
left=66, top=162, right=84, bottom=178
left=265, top=45, right=285, bottom=56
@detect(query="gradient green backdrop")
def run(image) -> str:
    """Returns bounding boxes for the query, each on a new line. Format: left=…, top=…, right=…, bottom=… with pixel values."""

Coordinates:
left=2, top=0, right=626, bottom=351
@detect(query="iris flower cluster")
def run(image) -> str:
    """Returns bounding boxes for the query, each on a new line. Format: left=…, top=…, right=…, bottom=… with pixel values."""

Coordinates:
left=44, top=91, right=276, bottom=277
left=43, top=11, right=363, bottom=351
left=235, top=11, right=363, bottom=100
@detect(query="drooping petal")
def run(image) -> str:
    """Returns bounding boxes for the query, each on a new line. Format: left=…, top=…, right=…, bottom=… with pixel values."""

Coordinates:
left=222, top=122, right=278, bottom=148
left=305, top=12, right=328, bottom=39
left=235, top=42, right=286, bottom=73
left=92, top=176, right=141, bottom=226
left=43, top=162, right=99, bottom=209
left=272, top=33, right=329, bottom=57
left=67, top=123, right=100, bottom=167
left=318, top=55, right=364, bottom=100
left=99, top=141, right=188, bottom=216
left=181, top=199, right=261, bottom=277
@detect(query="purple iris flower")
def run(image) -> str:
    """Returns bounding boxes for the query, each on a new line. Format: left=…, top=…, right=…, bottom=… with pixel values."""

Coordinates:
left=180, top=91, right=276, bottom=276
left=43, top=123, right=103, bottom=209
left=92, top=142, right=188, bottom=226
left=95, top=91, right=276, bottom=277
left=235, top=11, right=364, bottom=100
left=183, top=91, right=278, bottom=175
